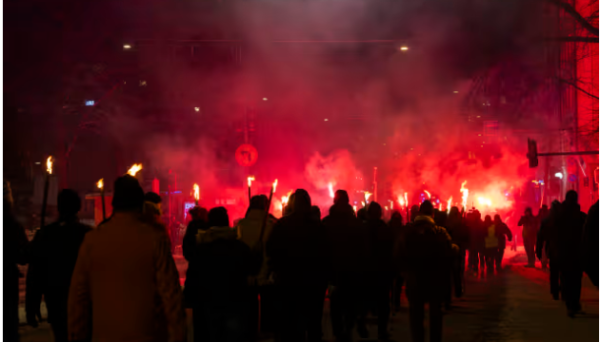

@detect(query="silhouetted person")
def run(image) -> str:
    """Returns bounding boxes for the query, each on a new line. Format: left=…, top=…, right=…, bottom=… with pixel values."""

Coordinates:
left=283, top=193, right=296, bottom=217
left=143, top=191, right=163, bottom=225
left=68, top=175, right=185, bottom=342
left=536, top=200, right=562, bottom=300
left=311, top=205, right=322, bottom=221
left=357, top=207, right=367, bottom=222
left=582, top=201, right=599, bottom=287
left=518, top=207, right=537, bottom=267
left=537, top=205, right=550, bottom=268
left=267, top=189, right=329, bottom=342
left=410, top=205, right=419, bottom=223
left=493, top=215, right=512, bottom=271
left=4, top=180, right=29, bottom=342
left=467, top=211, right=485, bottom=272
left=556, top=191, right=587, bottom=317
left=389, top=211, right=405, bottom=311
left=482, top=215, right=497, bottom=272
left=25, top=189, right=92, bottom=342
left=361, top=202, right=394, bottom=340
left=182, top=206, right=209, bottom=261
left=446, top=207, right=469, bottom=297
left=236, top=196, right=277, bottom=338
left=403, top=200, right=456, bottom=342
left=185, top=207, right=262, bottom=342
left=323, top=190, right=370, bottom=341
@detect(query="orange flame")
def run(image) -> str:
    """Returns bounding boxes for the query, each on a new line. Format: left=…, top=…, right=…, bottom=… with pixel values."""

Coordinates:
left=97, top=179, right=104, bottom=189
left=365, top=191, right=372, bottom=202
left=273, top=179, right=278, bottom=193
left=361, top=201, right=366, bottom=207
left=46, top=156, right=53, bottom=174
left=193, top=184, right=200, bottom=201
left=404, top=192, right=408, bottom=207
left=438, top=203, right=443, bottom=211
left=128, top=163, right=142, bottom=176
left=247, top=176, right=255, bottom=187
left=460, top=181, right=469, bottom=209
left=390, top=200, right=394, bottom=210
left=478, top=197, right=492, bottom=207
left=282, top=196, right=289, bottom=205
left=399, top=196, right=405, bottom=207
left=328, top=183, right=335, bottom=198
left=424, top=190, right=431, bottom=199
left=353, top=205, right=357, bottom=212
left=447, top=196, right=453, bottom=214
left=385, top=206, right=389, bottom=211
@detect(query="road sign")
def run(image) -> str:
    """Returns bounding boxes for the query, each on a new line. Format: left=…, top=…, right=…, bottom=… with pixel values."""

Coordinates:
left=568, top=174, right=577, bottom=183
left=235, top=144, right=258, bottom=167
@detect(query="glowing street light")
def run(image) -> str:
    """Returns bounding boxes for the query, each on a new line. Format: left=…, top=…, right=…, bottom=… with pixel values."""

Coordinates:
left=123, top=44, right=132, bottom=50
left=399, top=46, right=409, bottom=51
left=555, top=172, right=563, bottom=179
left=194, top=107, right=200, bottom=112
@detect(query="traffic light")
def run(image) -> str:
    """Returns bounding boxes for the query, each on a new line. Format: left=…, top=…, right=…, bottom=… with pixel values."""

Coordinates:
left=527, top=138, right=538, bottom=168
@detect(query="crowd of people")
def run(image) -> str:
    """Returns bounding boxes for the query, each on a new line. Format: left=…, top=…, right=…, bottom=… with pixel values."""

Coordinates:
left=3, top=175, right=598, bottom=342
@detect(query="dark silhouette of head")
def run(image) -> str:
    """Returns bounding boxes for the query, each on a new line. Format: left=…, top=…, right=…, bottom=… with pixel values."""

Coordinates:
left=434, top=210, right=447, bottom=227
left=57, top=189, right=81, bottom=219
left=112, top=175, right=145, bottom=212
left=247, top=195, right=268, bottom=216
left=208, top=207, right=229, bottom=227
left=410, top=205, right=420, bottom=222
left=565, top=190, right=578, bottom=205
left=473, top=210, right=482, bottom=221
left=367, top=202, right=382, bottom=220
left=484, top=215, right=492, bottom=225
left=449, top=206, right=460, bottom=219
left=419, top=200, right=434, bottom=217
left=189, top=206, right=208, bottom=221
left=311, top=206, right=322, bottom=221
left=334, top=190, right=350, bottom=205
left=524, top=207, right=532, bottom=216
left=391, top=211, right=403, bottom=224
left=357, top=208, right=367, bottom=221
left=550, top=200, right=561, bottom=215
left=144, top=192, right=161, bottom=204
left=293, top=189, right=312, bottom=215
left=494, top=214, right=502, bottom=223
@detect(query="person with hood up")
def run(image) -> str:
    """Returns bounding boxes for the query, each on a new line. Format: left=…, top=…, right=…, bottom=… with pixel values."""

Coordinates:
left=68, top=175, right=185, bottom=342
left=267, top=189, right=330, bottom=342
left=582, top=200, right=599, bottom=287
left=389, top=211, right=405, bottom=312
left=185, top=206, right=262, bottom=342
left=446, top=207, right=469, bottom=297
left=402, top=200, right=456, bottom=342
left=556, top=191, right=587, bottom=317
left=360, top=202, right=394, bottom=340
left=235, top=195, right=277, bottom=339
left=26, top=189, right=92, bottom=341
left=182, top=206, right=209, bottom=261
left=323, top=190, right=370, bottom=341
left=518, top=207, right=537, bottom=267
left=536, top=200, right=562, bottom=300
left=492, top=215, right=512, bottom=271
left=4, top=180, right=29, bottom=342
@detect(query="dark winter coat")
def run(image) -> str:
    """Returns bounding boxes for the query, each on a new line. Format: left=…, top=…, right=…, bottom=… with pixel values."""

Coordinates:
left=267, top=212, right=330, bottom=288
left=365, top=218, right=394, bottom=283
left=402, top=215, right=455, bottom=302
left=582, top=201, right=598, bottom=286
left=323, top=204, right=370, bottom=286
left=556, top=202, right=587, bottom=266
left=182, top=219, right=209, bottom=261
left=494, top=221, right=513, bottom=251
left=26, top=218, right=92, bottom=326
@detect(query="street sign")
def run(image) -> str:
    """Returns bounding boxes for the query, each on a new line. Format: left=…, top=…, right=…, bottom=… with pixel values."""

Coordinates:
left=235, top=144, right=258, bottom=167
left=568, top=174, right=577, bottom=183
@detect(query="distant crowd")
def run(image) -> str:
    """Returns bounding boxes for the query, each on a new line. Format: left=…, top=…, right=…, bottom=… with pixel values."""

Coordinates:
left=3, top=175, right=598, bottom=342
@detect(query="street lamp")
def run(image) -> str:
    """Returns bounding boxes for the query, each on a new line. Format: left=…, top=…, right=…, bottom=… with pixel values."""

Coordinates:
left=554, top=172, right=563, bottom=179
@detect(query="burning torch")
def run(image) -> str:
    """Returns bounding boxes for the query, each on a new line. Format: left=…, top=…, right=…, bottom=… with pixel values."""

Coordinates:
left=247, top=176, right=255, bottom=203
left=328, top=182, right=335, bottom=199
left=460, top=181, right=469, bottom=212
left=128, top=163, right=143, bottom=177
left=404, top=192, right=409, bottom=222
left=97, top=179, right=106, bottom=221
left=193, top=183, right=200, bottom=206
left=40, top=156, right=53, bottom=229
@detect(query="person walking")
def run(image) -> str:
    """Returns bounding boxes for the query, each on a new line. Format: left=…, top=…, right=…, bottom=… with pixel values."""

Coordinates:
left=582, top=201, right=599, bottom=287
left=493, top=215, right=512, bottom=271
left=4, top=180, right=29, bottom=342
left=556, top=191, right=587, bottom=317
left=26, top=190, right=92, bottom=341
left=537, top=205, right=550, bottom=269
left=182, top=206, right=209, bottom=261
left=536, top=200, right=561, bottom=300
left=446, top=207, right=468, bottom=297
left=235, top=195, right=277, bottom=339
left=323, top=190, right=370, bottom=341
left=402, top=200, right=456, bottom=342
left=482, top=215, right=498, bottom=273
left=68, top=175, right=186, bottom=342
left=518, top=208, right=537, bottom=267
left=185, top=207, right=262, bottom=342
left=267, top=189, right=330, bottom=342
left=388, top=211, right=405, bottom=312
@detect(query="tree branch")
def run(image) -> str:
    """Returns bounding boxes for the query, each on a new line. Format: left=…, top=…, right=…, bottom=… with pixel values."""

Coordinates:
left=547, top=0, right=600, bottom=36
left=558, top=78, right=600, bottom=99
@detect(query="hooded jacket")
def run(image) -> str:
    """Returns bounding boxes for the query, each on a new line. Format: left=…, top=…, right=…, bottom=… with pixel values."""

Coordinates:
left=402, top=215, right=455, bottom=301
left=556, top=200, right=587, bottom=265
left=235, top=209, right=276, bottom=285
